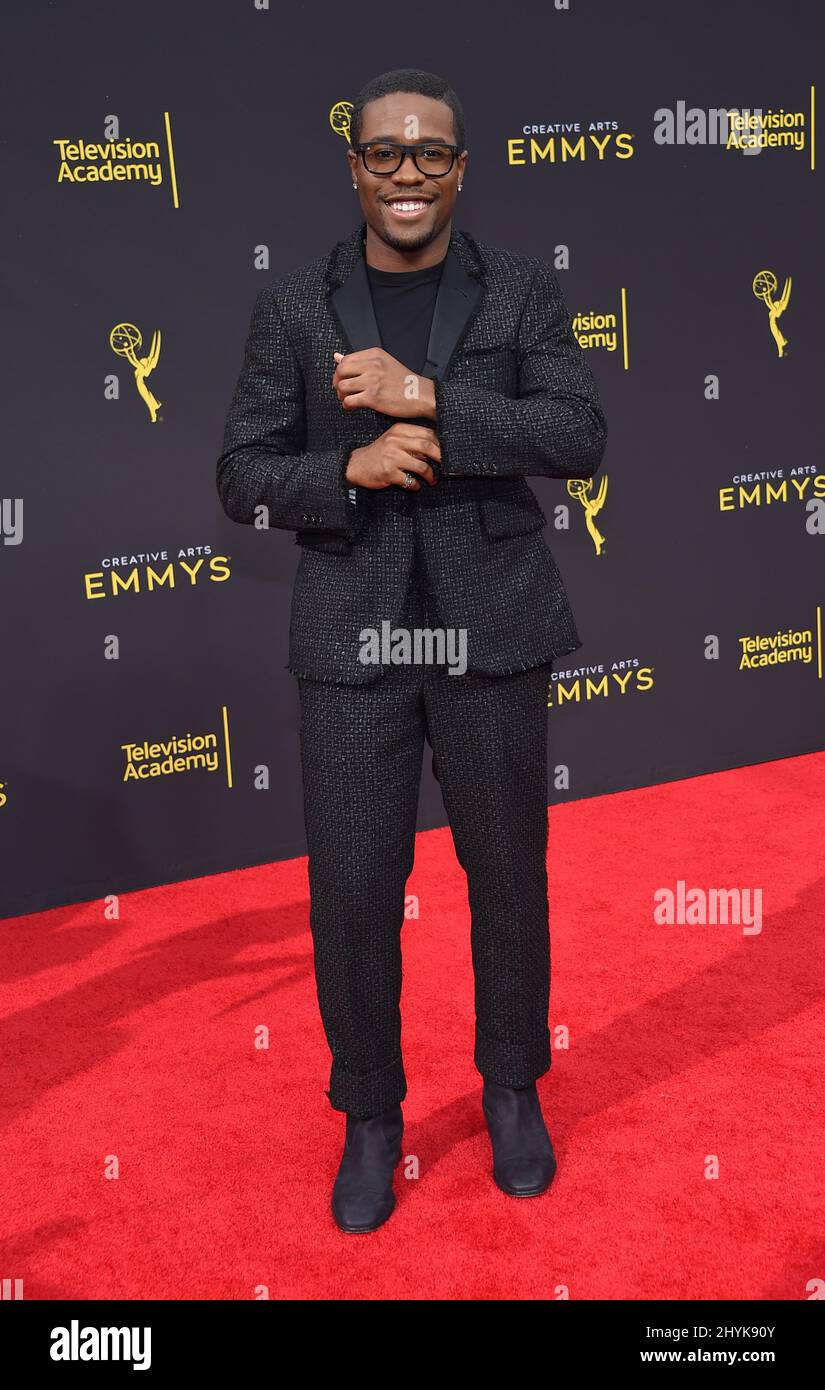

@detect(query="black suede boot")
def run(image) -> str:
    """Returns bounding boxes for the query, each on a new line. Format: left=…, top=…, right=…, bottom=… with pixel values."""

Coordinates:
left=482, top=1079, right=557, bottom=1197
left=331, top=1104, right=404, bottom=1233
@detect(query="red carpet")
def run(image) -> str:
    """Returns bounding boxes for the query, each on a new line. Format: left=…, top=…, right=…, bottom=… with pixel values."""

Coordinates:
left=1, top=752, right=822, bottom=1300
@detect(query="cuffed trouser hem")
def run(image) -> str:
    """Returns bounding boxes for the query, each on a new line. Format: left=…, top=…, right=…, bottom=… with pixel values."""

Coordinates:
left=326, top=1054, right=408, bottom=1118
left=474, top=1025, right=551, bottom=1087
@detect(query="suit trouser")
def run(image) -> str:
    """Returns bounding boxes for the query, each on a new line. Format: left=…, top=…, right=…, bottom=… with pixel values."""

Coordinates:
left=296, top=568, right=553, bottom=1118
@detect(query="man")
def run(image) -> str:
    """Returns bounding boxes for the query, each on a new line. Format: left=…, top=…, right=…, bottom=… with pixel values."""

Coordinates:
left=217, top=68, right=607, bottom=1233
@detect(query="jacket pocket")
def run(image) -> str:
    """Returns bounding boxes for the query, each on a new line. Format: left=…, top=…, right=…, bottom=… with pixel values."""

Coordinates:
left=295, top=530, right=353, bottom=555
left=479, top=486, right=547, bottom=539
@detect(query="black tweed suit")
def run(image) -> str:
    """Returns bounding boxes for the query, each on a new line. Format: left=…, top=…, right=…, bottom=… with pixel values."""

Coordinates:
left=217, top=221, right=607, bottom=1116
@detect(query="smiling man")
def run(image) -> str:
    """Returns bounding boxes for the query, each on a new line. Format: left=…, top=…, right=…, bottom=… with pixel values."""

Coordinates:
left=217, top=68, right=607, bottom=1233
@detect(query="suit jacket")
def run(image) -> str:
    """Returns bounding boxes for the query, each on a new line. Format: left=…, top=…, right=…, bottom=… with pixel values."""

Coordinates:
left=216, top=220, right=608, bottom=684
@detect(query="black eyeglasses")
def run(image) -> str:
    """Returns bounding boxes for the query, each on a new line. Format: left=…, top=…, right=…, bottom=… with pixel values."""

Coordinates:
left=353, top=142, right=461, bottom=177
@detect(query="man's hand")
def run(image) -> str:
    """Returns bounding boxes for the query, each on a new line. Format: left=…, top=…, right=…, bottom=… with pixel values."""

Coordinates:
left=332, top=349, right=437, bottom=420
left=345, top=422, right=441, bottom=491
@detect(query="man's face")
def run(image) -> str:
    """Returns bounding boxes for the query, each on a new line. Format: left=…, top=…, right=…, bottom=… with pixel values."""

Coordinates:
left=347, top=92, right=467, bottom=253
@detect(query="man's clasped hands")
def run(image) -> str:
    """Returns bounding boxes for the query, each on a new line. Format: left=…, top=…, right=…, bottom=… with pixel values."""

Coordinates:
left=332, top=349, right=440, bottom=491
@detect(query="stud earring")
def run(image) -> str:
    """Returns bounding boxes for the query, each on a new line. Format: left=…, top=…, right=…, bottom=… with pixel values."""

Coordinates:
left=458, top=184, right=463, bottom=191
left=352, top=181, right=358, bottom=189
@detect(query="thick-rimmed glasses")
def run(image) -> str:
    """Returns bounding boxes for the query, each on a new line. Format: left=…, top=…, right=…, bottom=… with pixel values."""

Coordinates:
left=354, top=142, right=461, bottom=177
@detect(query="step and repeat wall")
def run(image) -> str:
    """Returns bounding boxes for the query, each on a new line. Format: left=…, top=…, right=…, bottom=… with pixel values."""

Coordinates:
left=2, top=1, right=822, bottom=916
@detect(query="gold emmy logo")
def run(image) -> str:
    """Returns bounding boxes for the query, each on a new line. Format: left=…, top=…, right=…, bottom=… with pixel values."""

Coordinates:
left=752, top=269, right=791, bottom=358
left=567, top=476, right=608, bottom=555
left=110, top=322, right=162, bottom=421
left=329, top=101, right=353, bottom=143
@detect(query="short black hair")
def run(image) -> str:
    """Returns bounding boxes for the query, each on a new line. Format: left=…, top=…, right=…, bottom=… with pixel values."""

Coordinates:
left=349, top=68, right=466, bottom=150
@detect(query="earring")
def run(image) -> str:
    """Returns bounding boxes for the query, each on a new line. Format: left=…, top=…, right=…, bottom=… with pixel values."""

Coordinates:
left=458, top=184, right=463, bottom=191
left=352, top=181, right=358, bottom=189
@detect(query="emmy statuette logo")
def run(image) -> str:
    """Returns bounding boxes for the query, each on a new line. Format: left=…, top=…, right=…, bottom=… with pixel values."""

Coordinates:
left=752, top=269, right=792, bottom=358
left=109, top=322, right=163, bottom=421
left=567, top=476, right=608, bottom=555
left=329, top=101, right=353, bottom=143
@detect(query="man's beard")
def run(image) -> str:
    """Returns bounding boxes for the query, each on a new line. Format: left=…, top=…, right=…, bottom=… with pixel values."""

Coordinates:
left=376, top=210, right=445, bottom=253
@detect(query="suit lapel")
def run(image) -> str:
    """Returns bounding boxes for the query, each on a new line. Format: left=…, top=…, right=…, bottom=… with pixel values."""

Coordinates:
left=328, top=255, right=382, bottom=354
left=420, top=247, right=484, bottom=381
left=327, top=222, right=485, bottom=382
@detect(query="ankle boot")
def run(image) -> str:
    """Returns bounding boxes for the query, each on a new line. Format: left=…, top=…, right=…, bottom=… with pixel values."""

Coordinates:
left=331, top=1104, right=404, bottom=1233
left=482, top=1079, right=557, bottom=1197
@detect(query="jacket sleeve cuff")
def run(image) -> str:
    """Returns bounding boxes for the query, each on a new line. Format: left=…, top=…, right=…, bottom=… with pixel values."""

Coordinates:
left=293, top=443, right=362, bottom=538
left=433, top=378, right=493, bottom=477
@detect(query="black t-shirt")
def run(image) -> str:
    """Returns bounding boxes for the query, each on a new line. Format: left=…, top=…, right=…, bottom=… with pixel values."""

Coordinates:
left=365, top=257, right=446, bottom=375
